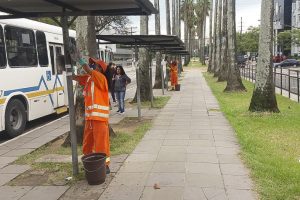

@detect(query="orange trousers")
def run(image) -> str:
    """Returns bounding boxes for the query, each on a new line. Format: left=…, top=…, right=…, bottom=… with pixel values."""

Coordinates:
left=170, top=72, right=178, bottom=87
left=83, top=120, right=110, bottom=165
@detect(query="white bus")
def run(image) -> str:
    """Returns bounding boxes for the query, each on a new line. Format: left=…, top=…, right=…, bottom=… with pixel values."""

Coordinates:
left=0, top=17, right=115, bottom=138
left=0, top=18, right=77, bottom=138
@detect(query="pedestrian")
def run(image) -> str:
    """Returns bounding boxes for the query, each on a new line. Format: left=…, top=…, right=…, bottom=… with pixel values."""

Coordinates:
left=170, top=60, right=178, bottom=90
left=106, top=62, right=117, bottom=103
left=72, top=57, right=111, bottom=174
left=114, top=65, right=131, bottom=114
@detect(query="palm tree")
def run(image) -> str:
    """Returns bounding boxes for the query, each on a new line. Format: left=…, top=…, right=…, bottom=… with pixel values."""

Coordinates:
left=177, top=0, right=181, bottom=38
left=181, top=0, right=195, bottom=64
left=224, top=0, right=245, bottom=92
left=153, top=0, right=163, bottom=89
left=166, top=0, right=171, bottom=35
left=212, top=0, right=218, bottom=73
left=135, top=16, right=152, bottom=101
left=217, top=0, right=228, bottom=82
left=200, top=0, right=210, bottom=65
left=208, top=0, right=214, bottom=72
left=249, top=0, right=279, bottom=112
left=214, top=0, right=222, bottom=77
left=172, top=0, right=176, bottom=35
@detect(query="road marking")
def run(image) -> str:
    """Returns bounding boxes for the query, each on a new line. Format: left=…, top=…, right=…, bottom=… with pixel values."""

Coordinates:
left=0, top=115, right=68, bottom=147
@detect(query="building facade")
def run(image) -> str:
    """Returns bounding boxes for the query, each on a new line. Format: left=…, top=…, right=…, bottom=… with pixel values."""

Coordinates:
left=292, top=0, right=300, bottom=56
left=273, top=0, right=292, bottom=55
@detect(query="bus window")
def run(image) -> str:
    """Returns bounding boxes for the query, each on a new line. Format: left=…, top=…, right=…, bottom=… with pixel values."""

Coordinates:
left=0, top=26, right=6, bottom=68
left=36, top=31, right=48, bottom=67
left=100, top=51, right=104, bottom=61
left=49, top=46, right=55, bottom=75
left=5, top=26, right=37, bottom=67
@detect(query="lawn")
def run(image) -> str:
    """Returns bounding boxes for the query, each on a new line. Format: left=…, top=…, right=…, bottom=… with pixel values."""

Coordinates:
left=204, top=73, right=300, bottom=200
left=129, top=96, right=171, bottom=109
left=187, top=58, right=207, bottom=68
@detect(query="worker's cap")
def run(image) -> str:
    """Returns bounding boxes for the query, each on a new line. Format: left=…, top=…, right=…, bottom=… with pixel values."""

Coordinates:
left=89, top=58, right=107, bottom=72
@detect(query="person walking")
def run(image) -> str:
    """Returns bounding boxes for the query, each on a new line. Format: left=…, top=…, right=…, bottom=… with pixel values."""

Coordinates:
left=106, top=62, right=117, bottom=103
left=114, top=65, right=131, bottom=114
left=73, top=57, right=111, bottom=174
left=170, top=60, right=178, bottom=90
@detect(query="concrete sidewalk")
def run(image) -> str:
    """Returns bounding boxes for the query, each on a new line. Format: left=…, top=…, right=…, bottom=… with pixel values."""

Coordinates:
left=98, top=68, right=257, bottom=200
left=0, top=88, right=162, bottom=200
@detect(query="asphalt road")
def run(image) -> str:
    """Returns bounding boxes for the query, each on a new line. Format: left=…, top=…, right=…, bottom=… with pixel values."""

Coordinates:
left=241, top=64, right=300, bottom=96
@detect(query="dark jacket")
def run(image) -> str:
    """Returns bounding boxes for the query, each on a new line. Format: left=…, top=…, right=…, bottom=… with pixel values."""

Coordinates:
left=105, top=67, right=116, bottom=91
left=114, top=74, right=131, bottom=92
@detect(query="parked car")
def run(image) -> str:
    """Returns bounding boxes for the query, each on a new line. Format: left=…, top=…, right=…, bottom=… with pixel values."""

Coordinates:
left=273, top=59, right=300, bottom=68
left=237, top=55, right=247, bottom=67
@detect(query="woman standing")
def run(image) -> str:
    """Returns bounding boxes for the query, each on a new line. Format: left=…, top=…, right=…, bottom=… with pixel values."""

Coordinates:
left=114, top=65, right=131, bottom=114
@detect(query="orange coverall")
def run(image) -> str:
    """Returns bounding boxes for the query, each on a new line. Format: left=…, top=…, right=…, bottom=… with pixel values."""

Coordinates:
left=77, top=68, right=110, bottom=165
left=170, top=63, right=178, bottom=88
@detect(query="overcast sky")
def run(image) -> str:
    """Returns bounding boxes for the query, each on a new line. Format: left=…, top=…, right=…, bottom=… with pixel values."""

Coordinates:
left=128, top=0, right=262, bottom=38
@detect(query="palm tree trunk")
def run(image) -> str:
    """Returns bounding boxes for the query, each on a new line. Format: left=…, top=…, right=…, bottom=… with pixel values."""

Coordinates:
left=201, top=13, right=207, bottom=65
left=166, top=0, right=171, bottom=35
left=177, top=0, right=181, bottom=38
left=184, top=11, right=189, bottom=65
left=224, top=0, right=245, bottom=92
left=153, top=0, right=163, bottom=89
left=249, top=0, right=279, bottom=112
left=172, top=0, right=176, bottom=35
left=198, top=23, right=203, bottom=61
left=214, top=0, right=222, bottom=77
left=189, top=29, right=193, bottom=59
left=63, top=16, right=96, bottom=146
left=134, top=16, right=152, bottom=101
left=218, top=0, right=228, bottom=82
left=212, top=0, right=219, bottom=73
left=208, top=0, right=214, bottom=72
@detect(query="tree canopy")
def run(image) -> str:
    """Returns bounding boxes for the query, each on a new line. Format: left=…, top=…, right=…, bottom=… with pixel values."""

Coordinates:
left=237, top=26, right=259, bottom=54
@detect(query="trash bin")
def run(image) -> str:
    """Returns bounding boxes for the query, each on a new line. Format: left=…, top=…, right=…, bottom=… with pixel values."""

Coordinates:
left=175, top=84, right=180, bottom=91
left=81, top=153, right=106, bottom=185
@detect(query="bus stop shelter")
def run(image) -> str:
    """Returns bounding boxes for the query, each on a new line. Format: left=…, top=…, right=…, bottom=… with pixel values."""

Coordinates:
left=97, top=34, right=184, bottom=118
left=0, top=0, right=157, bottom=175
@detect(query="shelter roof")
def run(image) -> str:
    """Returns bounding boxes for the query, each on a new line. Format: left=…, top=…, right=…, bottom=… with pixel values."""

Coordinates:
left=0, top=0, right=157, bottom=19
left=97, top=34, right=184, bottom=47
left=165, top=50, right=190, bottom=55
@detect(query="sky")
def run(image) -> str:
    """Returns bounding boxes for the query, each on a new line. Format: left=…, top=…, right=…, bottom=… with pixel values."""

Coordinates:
left=128, top=0, right=262, bottom=38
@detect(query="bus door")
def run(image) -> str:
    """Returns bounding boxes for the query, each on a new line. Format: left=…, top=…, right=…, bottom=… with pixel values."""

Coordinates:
left=49, top=44, right=65, bottom=108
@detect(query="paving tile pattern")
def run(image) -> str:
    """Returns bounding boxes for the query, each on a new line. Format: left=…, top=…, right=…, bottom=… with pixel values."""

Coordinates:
left=98, top=69, right=257, bottom=200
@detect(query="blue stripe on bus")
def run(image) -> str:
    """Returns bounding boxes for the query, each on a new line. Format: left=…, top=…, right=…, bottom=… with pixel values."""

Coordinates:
left=3, top=75, right=63, bottom=106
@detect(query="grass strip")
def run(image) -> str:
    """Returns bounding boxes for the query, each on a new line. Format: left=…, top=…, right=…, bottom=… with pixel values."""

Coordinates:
left=204, top=72, right=300, bottom=200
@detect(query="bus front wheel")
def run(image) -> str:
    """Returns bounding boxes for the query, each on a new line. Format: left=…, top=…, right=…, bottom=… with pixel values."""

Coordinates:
left=5, top=99, right=27, bottom=138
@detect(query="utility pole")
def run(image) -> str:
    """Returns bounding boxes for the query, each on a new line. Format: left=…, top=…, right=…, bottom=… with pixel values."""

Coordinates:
left=240, top=17, right=243, bottom=35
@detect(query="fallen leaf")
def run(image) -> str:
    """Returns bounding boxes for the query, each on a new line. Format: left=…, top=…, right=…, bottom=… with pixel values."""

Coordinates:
left=153, top=183, right=160, bottom=189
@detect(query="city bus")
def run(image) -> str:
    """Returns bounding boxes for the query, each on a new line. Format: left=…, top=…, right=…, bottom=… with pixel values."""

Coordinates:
left=0, top=17, right=77, bottom=138
left=0, top=17, right=114, bottom=138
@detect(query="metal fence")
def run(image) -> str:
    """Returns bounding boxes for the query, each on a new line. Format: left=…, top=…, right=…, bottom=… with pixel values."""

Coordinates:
left=240, top=63, right=300, bottom=103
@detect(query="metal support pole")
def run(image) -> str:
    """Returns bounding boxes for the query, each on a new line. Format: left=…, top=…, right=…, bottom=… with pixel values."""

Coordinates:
left=251, top=64, right=253, bottom=82
left=288, top=69, right=291, bottom=98
left=149, top=55, right=154, bottom=108
left=135, top=45, right=141, bottom=121
left=280, top=67, right=283, bottom=95
left=248, top=65, right=250, bottom=81
left=61, top=14, right=78, bottom=175
left=161, top=55, right=165, bottom=95
left=273, top=66, right=276, bottom=84
left=297, top=71, right=299, bottom=103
